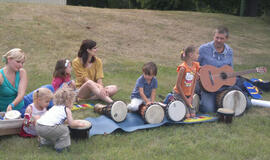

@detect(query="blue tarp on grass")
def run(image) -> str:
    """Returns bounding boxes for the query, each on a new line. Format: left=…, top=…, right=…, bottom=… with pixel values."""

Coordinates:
left=85, top=113, right=218, bottom=136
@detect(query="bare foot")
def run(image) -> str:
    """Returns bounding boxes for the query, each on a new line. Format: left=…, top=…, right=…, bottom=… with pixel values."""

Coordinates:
left=186, top=114, right=191, bottom=119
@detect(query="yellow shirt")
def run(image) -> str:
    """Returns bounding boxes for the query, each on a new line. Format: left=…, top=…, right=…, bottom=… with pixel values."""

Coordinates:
left=72, top=57, right=104, bottom=88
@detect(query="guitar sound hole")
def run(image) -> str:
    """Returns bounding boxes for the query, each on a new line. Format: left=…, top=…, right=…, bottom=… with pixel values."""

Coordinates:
left=220, top=72, right=227, bottom=79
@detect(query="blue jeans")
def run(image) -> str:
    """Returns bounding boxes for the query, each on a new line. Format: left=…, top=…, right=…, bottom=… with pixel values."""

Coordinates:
left=196, top=77, right=252, bottom=113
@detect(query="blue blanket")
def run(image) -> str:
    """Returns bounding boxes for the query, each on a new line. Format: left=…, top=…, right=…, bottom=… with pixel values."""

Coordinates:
left=85, top=113, right=217, bottom=136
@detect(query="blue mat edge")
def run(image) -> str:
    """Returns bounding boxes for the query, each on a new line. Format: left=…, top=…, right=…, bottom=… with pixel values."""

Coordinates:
left=85, top=113, right=218, bottom=137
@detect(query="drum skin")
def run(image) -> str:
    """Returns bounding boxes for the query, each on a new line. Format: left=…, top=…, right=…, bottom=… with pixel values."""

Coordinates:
left=217, top=108, right=234, bottom=123
left=95, top=101, right=127, bottom=122
left=139, top=103, right=165, bottom=124
left=166, top=100, right=186, bottom=122
left=109, top=101, right=127, bottom=122
left=216, top=90, right=247, bottom=116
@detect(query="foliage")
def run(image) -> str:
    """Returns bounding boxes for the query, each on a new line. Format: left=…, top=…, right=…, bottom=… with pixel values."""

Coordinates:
left=260, top=0, right=270, bottom=20
left=66, top=0, right=270, bottom=17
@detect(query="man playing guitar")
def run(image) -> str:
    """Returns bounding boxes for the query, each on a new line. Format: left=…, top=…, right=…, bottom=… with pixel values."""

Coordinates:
left=197, top=26, right=251, bottom=113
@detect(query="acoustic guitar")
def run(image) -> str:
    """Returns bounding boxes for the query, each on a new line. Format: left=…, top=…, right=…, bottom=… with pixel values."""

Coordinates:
left=199, top=65, right=267, bottom=92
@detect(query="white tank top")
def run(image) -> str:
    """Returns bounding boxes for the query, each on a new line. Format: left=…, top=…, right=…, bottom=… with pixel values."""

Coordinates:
left=23, top=103, right=47, bottom=135
left=37, top=105, right=67, bottom=126
left=31, top=103, right=47, bottom=117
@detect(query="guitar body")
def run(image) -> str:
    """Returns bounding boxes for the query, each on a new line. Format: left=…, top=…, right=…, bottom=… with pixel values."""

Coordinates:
left=199, top=65, right=236, bottom=92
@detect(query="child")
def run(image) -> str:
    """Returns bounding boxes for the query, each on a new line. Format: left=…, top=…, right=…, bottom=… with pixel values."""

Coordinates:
left=173, top=45, right=200, bottom=118
left=20, top=88, right=53, bottom=137
left=127, top=62, right=158, bottom=111
left=36, top=87, right=87, bottom=152
left=52, top=59, right=76, bottom=91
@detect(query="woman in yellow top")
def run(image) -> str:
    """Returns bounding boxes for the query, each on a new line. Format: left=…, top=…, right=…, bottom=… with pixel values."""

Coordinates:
left=72, top=39, right=118, bottom=103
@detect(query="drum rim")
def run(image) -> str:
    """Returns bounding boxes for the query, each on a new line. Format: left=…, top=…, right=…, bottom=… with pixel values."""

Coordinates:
left=4, top=110, right=21, bottom=120
left=222, top=90, right=247, bottom=116
left=217, top=108, right=234, bottom=115
left=192, top=94, right=200, bottom=112
left=69, top=120, right=92, bottom=130
left=110, top=101, right=127, bottom=122
left=167, top=100, right=186, bottom=122
left=144, top=104, right=164, bottom=124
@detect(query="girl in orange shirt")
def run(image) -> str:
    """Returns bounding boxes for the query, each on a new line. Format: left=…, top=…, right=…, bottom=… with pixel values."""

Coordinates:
left=173, top=46, right=200, bottom=118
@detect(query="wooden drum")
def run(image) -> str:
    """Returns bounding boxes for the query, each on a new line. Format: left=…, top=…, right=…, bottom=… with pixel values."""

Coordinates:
left=139, top=103, right=165, bottom=124
left=217, top=108, right=234, bottom=123
left=165, top=100, right=186, bottom=122
left=216, top=89, right=247, bottom=116
left=69, top=120, right=92, bottom=140
left=192, top=94, right=200, bottom=113
left=94, top=101, right=127, bottom=122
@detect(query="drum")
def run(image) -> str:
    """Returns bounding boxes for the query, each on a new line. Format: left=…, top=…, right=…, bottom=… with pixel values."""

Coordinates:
left=139, top=103, right=165, bottom=124
left=217, top=108, right=234, bottom=123
left=69, top=120, right=92, bottom=140
left=216, top=89, right=247, bottom=116
left=4, top=110, right=21, bottom=120
left=165, top=100, right=186, bottom=122
left=94, top=101, right=127, bottom=122
left=192, top=94, right=200, bottom=113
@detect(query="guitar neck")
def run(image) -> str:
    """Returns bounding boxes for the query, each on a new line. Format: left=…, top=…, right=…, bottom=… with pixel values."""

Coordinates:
left=228, top=69, right=257, bottom=78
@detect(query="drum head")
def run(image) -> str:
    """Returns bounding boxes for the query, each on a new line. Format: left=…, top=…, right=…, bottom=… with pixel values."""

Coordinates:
left=217, top=108, right=234, bottom=115
left=111, top=101, right=128, bottom=122
left=167, top=101, right=186, bottom=122
left=192, top=94, right=200, bottom=112
left=70, top=120, right=92, bottom=130
left=4, top=110, right=21, bottom=120
left=144, top=104, right=164, bottom=124
left=222, top=90, right=247, bottom=116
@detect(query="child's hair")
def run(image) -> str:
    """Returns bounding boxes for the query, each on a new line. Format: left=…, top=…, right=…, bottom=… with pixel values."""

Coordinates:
left=180, top=45, right=196, bottom=61
left=78, top=39, right=96, bottom=67
left=33, top=88, right=53, bottom=105
left=53, top=87, right=76, bottom=107
left=142, top=62, right=157, bottom=76
left=2, top=48, right=25, bottom=64
left=53, top=59, right=71, bottom=78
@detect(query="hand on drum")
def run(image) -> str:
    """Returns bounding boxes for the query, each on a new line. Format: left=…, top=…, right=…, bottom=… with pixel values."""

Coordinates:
left=6, top=104, right=13, bottom=112
left=77, top=120, right=89, bottom=128
left=146, top=100, right=153, bottom=106
left=186, top=97, right=193, bottom=108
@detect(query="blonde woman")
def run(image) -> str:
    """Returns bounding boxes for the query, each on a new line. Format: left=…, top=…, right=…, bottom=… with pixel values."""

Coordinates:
left=0, top=48, right=27, bottom=112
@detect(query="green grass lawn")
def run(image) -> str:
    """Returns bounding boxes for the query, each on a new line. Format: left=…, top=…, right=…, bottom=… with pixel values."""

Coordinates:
left=0, top=2, right=270, bottom=160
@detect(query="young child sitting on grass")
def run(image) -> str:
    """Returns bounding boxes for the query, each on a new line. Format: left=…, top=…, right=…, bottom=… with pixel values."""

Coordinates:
left=20, top=88, right=53, bottom=137
left=127, top=62, right=158, bottom=112
left=36, top=87, right=88, bottom=153
left=52, top=59, right=76, bottom=91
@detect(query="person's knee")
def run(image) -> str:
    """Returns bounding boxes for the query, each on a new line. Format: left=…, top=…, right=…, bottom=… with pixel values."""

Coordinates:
left=85, top=80, right=96, bottom=89
left=127, top=103, right=139, bottom=111
left=107, top=85, right=118, bottom=96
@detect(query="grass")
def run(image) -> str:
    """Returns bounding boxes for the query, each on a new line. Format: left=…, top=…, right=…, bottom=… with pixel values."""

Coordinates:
left=0, top=2, right=270, bottom=160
